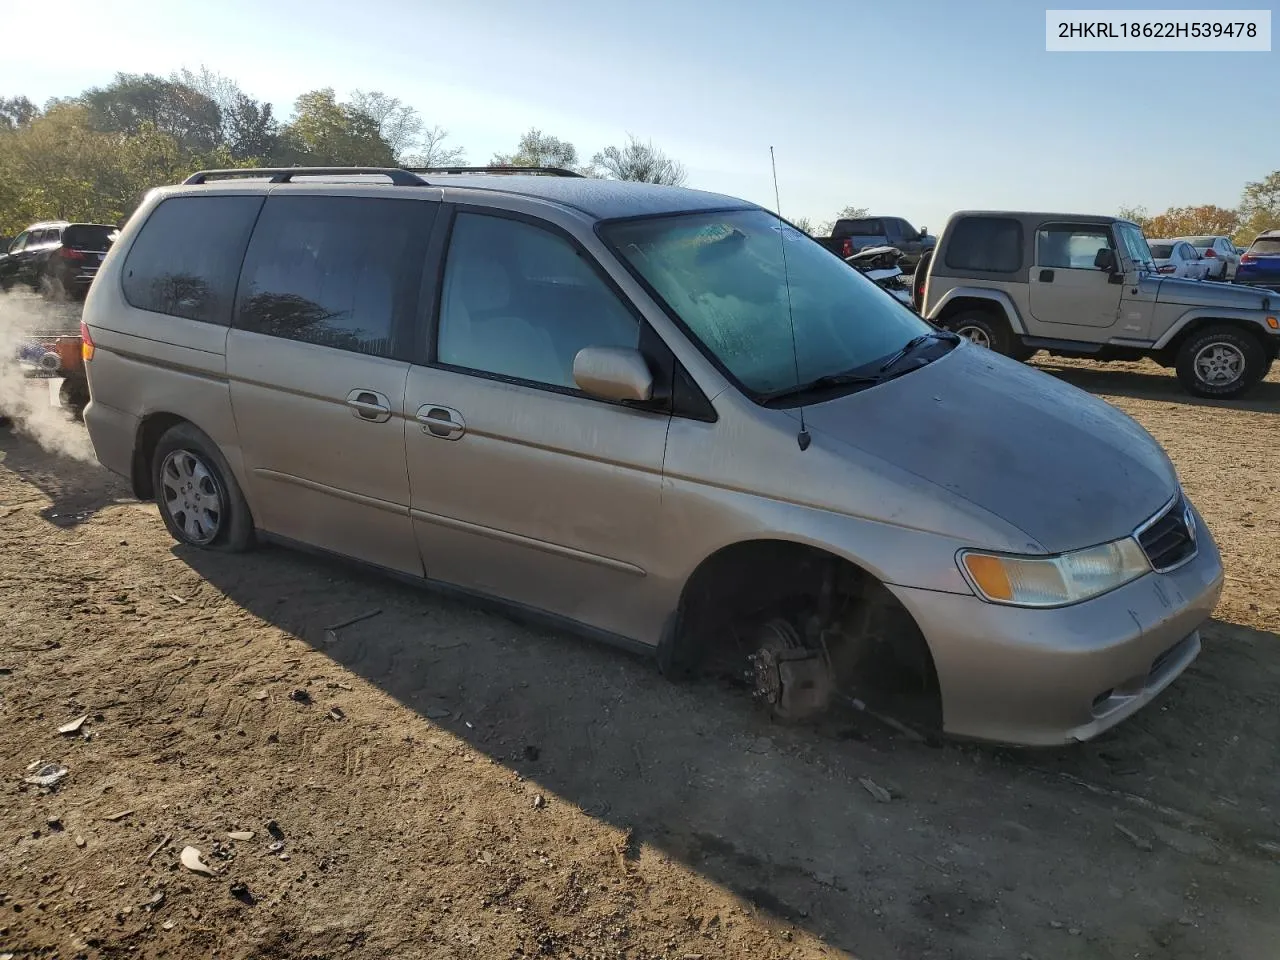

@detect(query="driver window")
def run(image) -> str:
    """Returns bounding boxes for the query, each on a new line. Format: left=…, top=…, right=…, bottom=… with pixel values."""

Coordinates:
left=1036, top=225, right=1112, bottom=270
left=8, top=231, right=29, bottom=253
left=436, top=212, right=639, bottom=390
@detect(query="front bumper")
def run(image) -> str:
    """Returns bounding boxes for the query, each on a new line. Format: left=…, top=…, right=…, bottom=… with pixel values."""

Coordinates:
left=889, top=508, right=1224, bottom=745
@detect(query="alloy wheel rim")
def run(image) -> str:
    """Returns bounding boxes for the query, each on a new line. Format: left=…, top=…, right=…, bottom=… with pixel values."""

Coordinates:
left=160, top=449, right=224, bottom=545
left=957, top=325, right=991, bottom=349
left=1193, top=342, right=1245, bottom=387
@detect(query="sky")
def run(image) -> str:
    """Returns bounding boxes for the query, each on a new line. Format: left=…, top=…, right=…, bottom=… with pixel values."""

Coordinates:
left=4, top=0, right=1277, bottom=231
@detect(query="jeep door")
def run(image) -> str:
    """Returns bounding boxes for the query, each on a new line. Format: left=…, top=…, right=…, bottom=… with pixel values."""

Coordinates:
left=402, top=206, right=672, bottom=645
left=1027, top=222, right=1123, bottom=331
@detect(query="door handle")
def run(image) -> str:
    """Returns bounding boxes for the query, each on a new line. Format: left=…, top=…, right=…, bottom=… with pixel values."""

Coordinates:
left=1039, top=269, right=1055, bottom=282
left=346, top=389, right=392, bottom=423
left=415, top=404, right=466, bottom=440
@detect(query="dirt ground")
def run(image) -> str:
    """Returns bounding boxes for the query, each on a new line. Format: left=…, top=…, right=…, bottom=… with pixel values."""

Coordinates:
left=2, top=354, right=1279, bottom=960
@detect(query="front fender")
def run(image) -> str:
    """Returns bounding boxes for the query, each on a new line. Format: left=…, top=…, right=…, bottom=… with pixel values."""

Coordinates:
left=1151, top=309, right=1280, bottom=350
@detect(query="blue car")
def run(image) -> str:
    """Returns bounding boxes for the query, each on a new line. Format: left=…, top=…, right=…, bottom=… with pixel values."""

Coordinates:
left=1236, top=229, right=1280, bottom=292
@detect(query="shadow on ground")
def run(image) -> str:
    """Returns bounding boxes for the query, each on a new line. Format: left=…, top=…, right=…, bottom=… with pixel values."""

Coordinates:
left=0, top=419, right=128, bottom=528
left=178, top=536, right=1280, bottom=960
left=1034, top=359, right=1280, bottom=412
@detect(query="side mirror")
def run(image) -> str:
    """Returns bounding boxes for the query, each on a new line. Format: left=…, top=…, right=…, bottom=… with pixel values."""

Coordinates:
left=919, top=227, right=927, bottom=238
left=1093, top=248, right=1117, bottom=272
left=573, top=346, right=654, bottom=402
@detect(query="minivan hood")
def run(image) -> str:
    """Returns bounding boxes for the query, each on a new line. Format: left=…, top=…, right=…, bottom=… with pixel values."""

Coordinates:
left=799, top=345, right=1178, bottom=553
left=1149, top=273, right=1273, bottom=308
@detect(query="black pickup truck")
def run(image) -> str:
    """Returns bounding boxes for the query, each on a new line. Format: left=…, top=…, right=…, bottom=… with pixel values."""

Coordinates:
left=815, top=216, right=936, bottom=268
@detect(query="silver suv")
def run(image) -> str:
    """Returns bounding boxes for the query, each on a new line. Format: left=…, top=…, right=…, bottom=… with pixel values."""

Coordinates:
left=80, top=167, right=1223, bottom=745
left=918, top=211, right=1279, bottom=398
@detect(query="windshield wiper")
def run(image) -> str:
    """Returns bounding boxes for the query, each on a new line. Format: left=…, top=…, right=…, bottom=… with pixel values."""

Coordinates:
left=878, top=330, right=958, bottom=373
left=758, top=372, right=881, bottom=404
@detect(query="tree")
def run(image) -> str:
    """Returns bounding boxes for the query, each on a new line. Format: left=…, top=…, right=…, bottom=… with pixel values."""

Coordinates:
left=491, top=128, right=578, bottom=169
left=788, top=216, right=816, bottom=235
left=81, top=73, right=223, bottom=153
left=405, top=125, right=466, bottom=167
left=0, top=96, right=39, bottom=130
left=591, top=135, right=686, bottom=186
left=348, top=90, right=422, bottom=160
left=174, top=66, right=278, bottom=161
left=1141, top=204, right=1240, bottom=239
left=277, top=88, right=395, bottom=167
left=836, top=205, right=869, bottom=220
left=1237, top=170, right=1280, bottom=243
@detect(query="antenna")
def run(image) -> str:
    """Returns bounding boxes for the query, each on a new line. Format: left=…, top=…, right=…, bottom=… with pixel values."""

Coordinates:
left=770, top=146, right=810, bottom=452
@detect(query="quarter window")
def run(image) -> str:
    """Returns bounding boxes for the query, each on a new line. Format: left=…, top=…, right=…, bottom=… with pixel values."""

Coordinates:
left=944, top=217, right=1023, bottom=273
left=123, top=196, right=264, bottom=325
left=235, top=196, right=433, bottom=358
left=436, top=212, right=639, bottom=390
left=1036, top=225, right=1112, bottom=270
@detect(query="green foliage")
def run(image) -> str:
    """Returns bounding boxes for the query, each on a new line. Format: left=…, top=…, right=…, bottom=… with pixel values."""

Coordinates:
left=491, top=128, right=580, bottom=170
left=1123, top=175, right=1280, bottom=247
left=276, top=89, right=395, bottom=167
left=81, top=72, right=223, bottom=153
left=1236, top=171, right=1280, bottom=244
left=591, top=135, right=687, bottom=186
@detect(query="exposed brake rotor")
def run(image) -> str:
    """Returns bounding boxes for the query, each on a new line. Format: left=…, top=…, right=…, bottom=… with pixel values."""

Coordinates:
left=748, top=618, right=835, bottom=722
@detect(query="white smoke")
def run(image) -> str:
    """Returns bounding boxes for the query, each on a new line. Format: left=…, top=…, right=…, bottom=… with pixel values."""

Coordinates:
left=0, top=290, right=100, bottom=464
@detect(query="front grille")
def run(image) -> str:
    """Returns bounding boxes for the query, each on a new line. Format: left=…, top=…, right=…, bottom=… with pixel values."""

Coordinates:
left=1137, top=496, right=1197, bottom=572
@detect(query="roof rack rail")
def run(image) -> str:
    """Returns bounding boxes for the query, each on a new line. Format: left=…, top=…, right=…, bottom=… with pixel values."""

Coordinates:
left=405, top=165, right=583, bottom=178
left=183, top=167, right=427, bottom=186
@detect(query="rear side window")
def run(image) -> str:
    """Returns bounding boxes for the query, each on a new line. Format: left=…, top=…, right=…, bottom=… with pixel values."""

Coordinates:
left=837, top=218, right=882, bottom=235
left=944, top=217, right=1023, bottom=273
left=63, top=225, right=118, bottom=251
left=235, top=195, right=434, bottom=359
left=1149, top=243, right=1173, bottom=258
left=123, top=196, right=264, bottom=325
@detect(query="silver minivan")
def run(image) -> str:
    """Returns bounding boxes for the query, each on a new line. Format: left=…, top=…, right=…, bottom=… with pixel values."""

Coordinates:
left=81, top=166, right=1224, bottom=746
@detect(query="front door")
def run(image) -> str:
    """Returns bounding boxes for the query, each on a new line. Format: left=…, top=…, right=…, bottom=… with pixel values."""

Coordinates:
left=404, top=207, right=671, bottom=644
left=226, top=192, right=438, bottom=576
left=1027, top=222, right=1123, bottom=331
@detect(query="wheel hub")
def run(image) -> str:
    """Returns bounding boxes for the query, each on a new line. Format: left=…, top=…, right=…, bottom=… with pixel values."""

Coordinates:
left=748, top=619, right=835, bottom=722
left=160, top=449, right=224, bottom=545
left=956, top=325, right=991, bottom=349
left=1193, top=342, right=1244, bottom=386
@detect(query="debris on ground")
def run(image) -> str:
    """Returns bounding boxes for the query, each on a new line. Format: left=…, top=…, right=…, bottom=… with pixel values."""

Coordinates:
left=145, top=834, right=171, bottom=863
left=228, top=830, right=255, bottom=841
left=1114, top=822, right=1154, bottom=852
left=859, top=777, right=893, bottom=803
left=266, top=819, right=284, bottom=840
left=103, top=809, right=133, bottom=822
left=288, top=688, right=312, bottom=705
left=268, top=841, right=285, bottom=853
left=23, top=761, right=68, bottom=788
left=180, top=846, right=216, bottom=877
left=57, top=715, right=88, bottom=735
left=46, top=817, right=63, bottom=831
left=327, top=706, right=345, bottom=722
left=425, top=706, right=450, bottom=720
left=323, top=609, right=382, bottom=643
left=533, top=794, right=547, bottom=809
left=141, top=891, right=165, bottom=911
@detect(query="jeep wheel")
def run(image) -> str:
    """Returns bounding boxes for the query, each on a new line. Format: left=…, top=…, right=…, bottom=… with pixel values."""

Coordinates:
left=1175, top=325, right=1267, bottom=399
left=949, top=310, right=1033, bottom=361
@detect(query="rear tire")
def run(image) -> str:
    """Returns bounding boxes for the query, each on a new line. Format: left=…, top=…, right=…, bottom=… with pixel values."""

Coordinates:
left=948, top=309, right=1033, bottom=361
left=1175, top=325, right=1267, bottom=399
left=151, top=423, right=254, bottom=552
left=58, top=378, right=89, bottom=420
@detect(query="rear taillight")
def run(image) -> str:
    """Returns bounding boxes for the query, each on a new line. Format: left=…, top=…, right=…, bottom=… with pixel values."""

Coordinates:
left=1241, top=254, right=1256, bottom=263
left=1157, top=264, right=1176, bottom=273
left=841, top=238, right=854, bottom=257
left=1202, top=248, right=1216, bottom=258
left=59, top=247, right=85, bottom=260
left=80, top=321, right=95, bottom=362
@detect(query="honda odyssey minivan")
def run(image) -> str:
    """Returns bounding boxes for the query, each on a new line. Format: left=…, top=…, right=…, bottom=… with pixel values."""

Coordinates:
left=80, top=165, right=1224, bottom=745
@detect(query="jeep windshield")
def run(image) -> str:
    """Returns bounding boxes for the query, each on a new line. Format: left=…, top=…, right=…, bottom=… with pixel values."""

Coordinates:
left=1116, top=221, right=1157, bottom=272
left=603, top=209, right=935, bottom=402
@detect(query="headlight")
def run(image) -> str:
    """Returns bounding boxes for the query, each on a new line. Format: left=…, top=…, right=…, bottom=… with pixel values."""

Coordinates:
left=958, top=538, right=1150, bottom=608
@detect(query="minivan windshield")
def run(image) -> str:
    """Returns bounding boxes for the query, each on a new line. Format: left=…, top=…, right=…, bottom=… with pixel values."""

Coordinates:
left=603, top=209, right=933, bottom=398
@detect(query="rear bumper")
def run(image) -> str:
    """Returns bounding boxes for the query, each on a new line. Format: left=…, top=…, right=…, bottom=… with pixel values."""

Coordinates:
left=83, top=397, right=139, bottom=485
left=889, top=507, right=1224, bottom=745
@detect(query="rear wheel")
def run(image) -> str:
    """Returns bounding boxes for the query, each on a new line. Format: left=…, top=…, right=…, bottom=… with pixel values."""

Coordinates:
left=1175, top=325, right=1267, bottom=399
left=151, top=423, right=255, bottom=552
left=58, top=377, right=89, bottom=420
left=948, top=309, right=1034, bottom=361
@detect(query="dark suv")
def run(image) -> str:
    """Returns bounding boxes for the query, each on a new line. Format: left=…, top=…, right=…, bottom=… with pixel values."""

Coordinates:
left=0, top=220, right=119, bottom=300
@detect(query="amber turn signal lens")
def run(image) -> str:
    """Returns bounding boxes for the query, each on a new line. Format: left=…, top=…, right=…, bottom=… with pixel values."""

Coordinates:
left=962, top=553, right=1013, bottom=602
